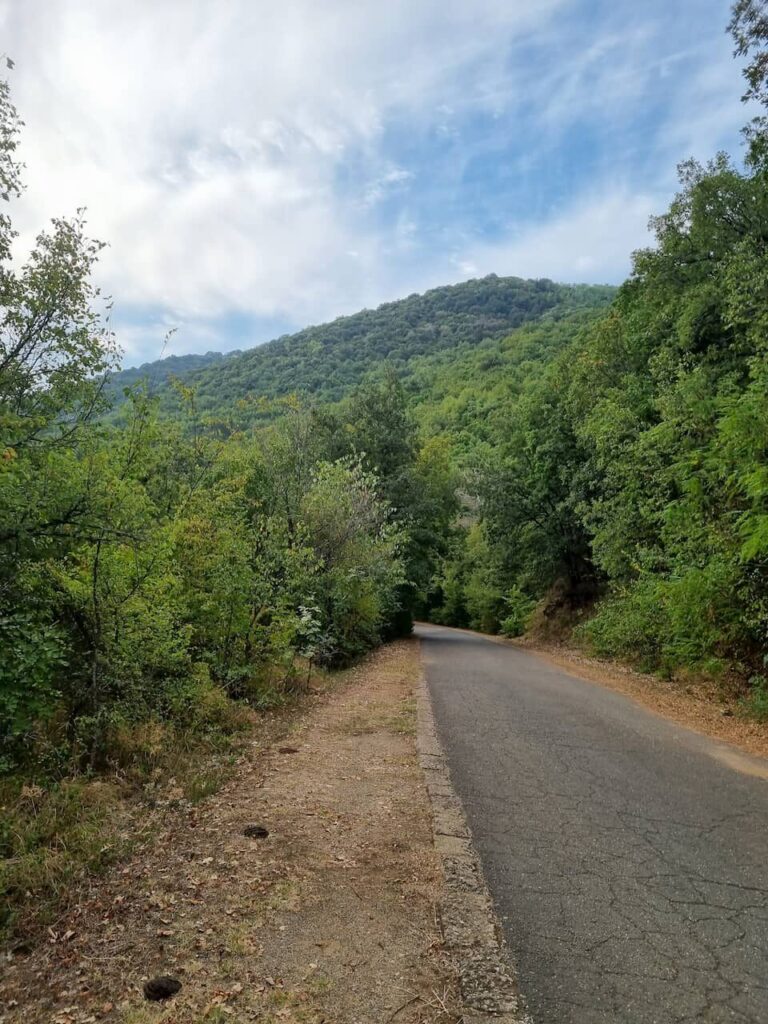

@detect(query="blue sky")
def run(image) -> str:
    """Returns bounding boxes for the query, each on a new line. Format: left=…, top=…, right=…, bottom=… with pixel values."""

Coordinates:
left=1, top=0, right=750, bottom=368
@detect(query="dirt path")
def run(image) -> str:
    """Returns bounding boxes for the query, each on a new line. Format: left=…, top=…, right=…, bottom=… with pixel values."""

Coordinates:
left=0, top=640, right=460, bottom=1024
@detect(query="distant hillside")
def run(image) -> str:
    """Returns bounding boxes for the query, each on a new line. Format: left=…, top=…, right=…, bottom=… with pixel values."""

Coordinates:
left=406, top=303, right=610, bottom=455
left=107, top=276, right=616, bottom=421
left=106, top=350, right=230, bottom=397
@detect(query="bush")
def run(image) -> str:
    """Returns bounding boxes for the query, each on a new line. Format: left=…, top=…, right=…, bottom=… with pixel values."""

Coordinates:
left=576, top=577, right=669, bottom=671
left=499, top=586, right=536, bottom=638
left=166, top=666, right=244, bottom=733
left=577, top=560, right=748, bottom=677
left=464, top=569, right=504, bottom=633
left=0, top=614, right=68, bottom=772
left=741, top=671, right=768, bottom=722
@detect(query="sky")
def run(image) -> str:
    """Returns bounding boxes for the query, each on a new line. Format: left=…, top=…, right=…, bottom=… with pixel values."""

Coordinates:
left=0, top=0, right=750, bottom=368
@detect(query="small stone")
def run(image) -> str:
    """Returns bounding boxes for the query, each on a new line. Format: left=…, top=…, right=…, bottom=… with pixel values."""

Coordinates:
left=278, top=746, right=299, bottom=754
left=143, top=976, right=182, bottom=1001
left=243, top=824, right=269, bottom=839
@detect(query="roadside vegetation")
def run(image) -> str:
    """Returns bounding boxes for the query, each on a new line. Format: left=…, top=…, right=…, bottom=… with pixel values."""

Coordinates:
left=0, top=71, right=456, bottom=937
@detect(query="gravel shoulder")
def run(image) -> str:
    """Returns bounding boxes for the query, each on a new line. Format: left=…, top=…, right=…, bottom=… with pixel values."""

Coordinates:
left=0, top=640, right=462, bottom=1024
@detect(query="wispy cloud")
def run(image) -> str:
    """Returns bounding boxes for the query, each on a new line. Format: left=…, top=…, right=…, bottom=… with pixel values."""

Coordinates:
left=462, top=189, right=660, bottom=284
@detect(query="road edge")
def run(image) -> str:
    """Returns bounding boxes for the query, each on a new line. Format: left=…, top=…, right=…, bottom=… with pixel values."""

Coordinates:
left=414, top=621, right=768, bottom=764
left=415, top=644, right=532, bottom=1024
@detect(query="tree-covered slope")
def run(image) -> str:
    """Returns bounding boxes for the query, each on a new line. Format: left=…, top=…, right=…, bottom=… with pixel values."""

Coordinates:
left=107, top=276, right=615, bottom=418
left=404, top=305, right=607, bottom=455
left=107, top=350, right=230, bottom=394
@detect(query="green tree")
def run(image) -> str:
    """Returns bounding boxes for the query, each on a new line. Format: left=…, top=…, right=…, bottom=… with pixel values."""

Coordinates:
left=729, top=0, right=768, bottom=165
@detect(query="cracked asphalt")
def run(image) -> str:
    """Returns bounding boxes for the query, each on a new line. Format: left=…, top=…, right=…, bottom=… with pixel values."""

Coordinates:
left=416, top=623, right=768, bottom=1024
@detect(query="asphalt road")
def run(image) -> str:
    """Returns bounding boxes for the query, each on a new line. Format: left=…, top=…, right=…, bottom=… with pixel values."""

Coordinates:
left=416, top=623, right=768, bottom=1024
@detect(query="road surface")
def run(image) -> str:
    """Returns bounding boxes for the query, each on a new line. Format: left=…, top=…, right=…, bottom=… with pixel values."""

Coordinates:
left=416, top=623, right=768, bottom=1024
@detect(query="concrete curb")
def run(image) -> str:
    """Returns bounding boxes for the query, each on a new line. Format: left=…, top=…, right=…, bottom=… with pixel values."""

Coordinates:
left=416, top=667, right=532, bottom=1024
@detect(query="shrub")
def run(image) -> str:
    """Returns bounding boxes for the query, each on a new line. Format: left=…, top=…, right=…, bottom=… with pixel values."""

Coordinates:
left=464, top=569, right=504, bottom=633
left=576, top=577, right=669, bottom=671
left=741, top=670, right=768, bottom=722
left=499, top=586, right=536, bottom=638
left=0, top=614, right=67, bottom=773
left=577, top=560, right=749, bottom=677
left=166, top=666, right=242, bottom=733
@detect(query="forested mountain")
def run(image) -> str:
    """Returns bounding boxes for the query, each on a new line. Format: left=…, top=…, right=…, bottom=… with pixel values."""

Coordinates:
left=106, top=350, right=229, bottom=394
left=106, top=277, right=614, bottom=420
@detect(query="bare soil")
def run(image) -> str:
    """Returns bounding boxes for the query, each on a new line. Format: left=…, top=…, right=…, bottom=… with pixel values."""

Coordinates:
left=0, top=640, right=460, bottom=1024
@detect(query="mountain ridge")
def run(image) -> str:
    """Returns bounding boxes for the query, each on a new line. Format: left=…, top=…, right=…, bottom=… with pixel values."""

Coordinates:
left=106, top=275, right=616, bottom=419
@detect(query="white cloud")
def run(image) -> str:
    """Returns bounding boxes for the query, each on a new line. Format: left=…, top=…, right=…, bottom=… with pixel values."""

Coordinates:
left=2, top=0, right=565, bottom=330
left=656, top=51, right=750, bottom=170
left=463, top=190, right=659, bottom=284
left=360, top=167, right=414, bottom=208
left=0, top=0, right=751, bottom=363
